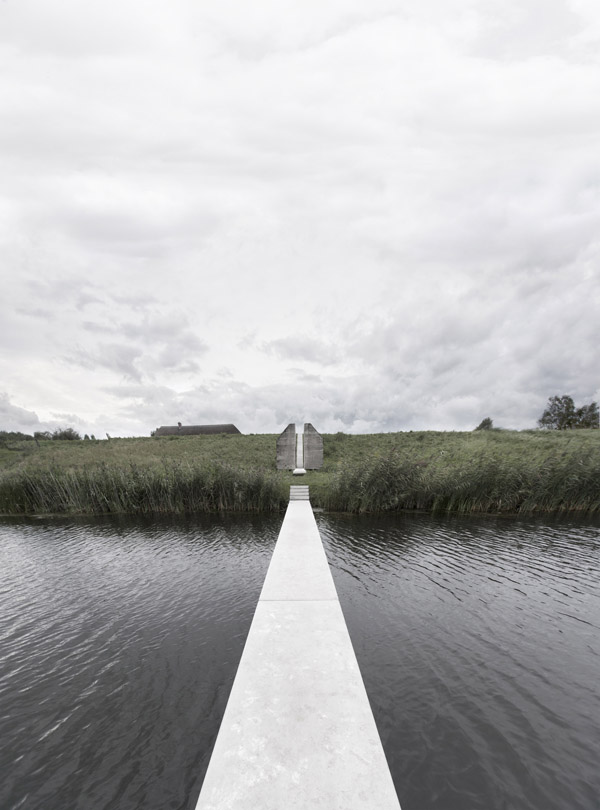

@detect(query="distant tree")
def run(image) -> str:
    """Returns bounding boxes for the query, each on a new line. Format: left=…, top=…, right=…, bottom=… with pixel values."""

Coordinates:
left=51, top=427, right=81, bottom=440
left=34, top=431, right=52, bottom=440
left=538, top=396, right=599, bottom=430
left=474, top=417, right=493, bottom=431
left=538, top=396, right=576, bottom=429
left=575, top=402, right=600, bottom=429
left=0, top=431, right=34, bottom=441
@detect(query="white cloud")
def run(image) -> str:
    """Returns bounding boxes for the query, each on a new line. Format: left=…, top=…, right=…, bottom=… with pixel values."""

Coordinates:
left=1, top=0, right=599, bottom=435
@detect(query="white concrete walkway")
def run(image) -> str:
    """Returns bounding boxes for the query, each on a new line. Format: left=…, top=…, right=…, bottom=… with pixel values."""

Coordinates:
left=293, top=426, right=306, bottom=475
left=295, top=430, right=304, bottom=468
left=195, top=489, right=401, bottom=809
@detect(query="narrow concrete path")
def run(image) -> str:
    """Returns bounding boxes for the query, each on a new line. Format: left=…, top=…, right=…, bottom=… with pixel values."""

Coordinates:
left=195, top=489, right=401, bottom=809
left=293, top=427, right=306, bottom=475
left=295, top=429, right=304, bottom=468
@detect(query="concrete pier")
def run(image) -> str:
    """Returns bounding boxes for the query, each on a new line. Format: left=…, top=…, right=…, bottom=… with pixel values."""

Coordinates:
left=195, top=488, right=401, bottom=809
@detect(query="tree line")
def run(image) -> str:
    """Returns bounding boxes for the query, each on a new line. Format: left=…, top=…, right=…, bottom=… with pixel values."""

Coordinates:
left=0, top=428, right=95, bottom=442
left=537, top=395, right=599, bottom=430
left=476, top=394, right=599, bottom=431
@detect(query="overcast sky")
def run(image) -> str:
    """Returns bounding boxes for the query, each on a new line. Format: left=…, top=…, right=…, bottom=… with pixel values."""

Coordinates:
left=1, top=0, right=599, bottom=437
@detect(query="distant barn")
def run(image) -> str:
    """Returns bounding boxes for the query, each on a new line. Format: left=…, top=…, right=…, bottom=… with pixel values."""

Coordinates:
left=154, top=424, right=241, bottom=436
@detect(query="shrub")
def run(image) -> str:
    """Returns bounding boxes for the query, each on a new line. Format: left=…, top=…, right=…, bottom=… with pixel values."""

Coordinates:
left=52, top=427, right=81, bottom=441
left=474, top=417, right=493, bottom=431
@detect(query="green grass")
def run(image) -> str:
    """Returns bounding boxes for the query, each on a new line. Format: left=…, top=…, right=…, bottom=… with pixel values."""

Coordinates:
left=1, top=429, right=599, bottom=516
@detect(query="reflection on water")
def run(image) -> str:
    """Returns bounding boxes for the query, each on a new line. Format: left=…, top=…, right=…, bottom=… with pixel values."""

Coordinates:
left=0, top=512, right=599, bottom=810
left=318, top=513, right=600, bottom=810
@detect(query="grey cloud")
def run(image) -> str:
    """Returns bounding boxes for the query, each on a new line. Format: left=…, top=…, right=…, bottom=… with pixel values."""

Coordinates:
left=68, top=339, right=204, bottom=382
left=26, top=276, right=104, bottom=310
left=472, top=0, right=585, bottom=60
left=82, top=321, right=114, bottom=335
left=51, top=412, right=86, bottom=426
left=69, top=343, right=143, bottom=382
left=84, top=350, right=594, bottom=435
left=120, top=314, right=207, bottom=349
left=83, top=312, right=208, bottom=352
left=262, top=336, right=341, bottom=366
left=110, top=291, right=158, bottom=309
left=56, top=206, right=219, bottom=258
left=2, top=0, right=599, bottom=436
left=290, top=369, right=323, bottom=384
left=103, top=383, right=185, bottom=411
left=65, top=212, right=162, bottom=257
left=0, top=393, right=96, bottom=434
left=16, top=307, right=56, bottom=321
left=0, top=393, right=41, bottom=429
left=79, top=311, right=209, bottom=377
left=153, top=346, right=201, bottom=375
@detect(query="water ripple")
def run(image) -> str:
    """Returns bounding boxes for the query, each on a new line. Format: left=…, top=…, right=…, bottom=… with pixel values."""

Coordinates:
left=0, top=515, right=279, bottom=810
left=2, top=512, right=599, bottom=810
left=319, top=512, right=600, bottom=810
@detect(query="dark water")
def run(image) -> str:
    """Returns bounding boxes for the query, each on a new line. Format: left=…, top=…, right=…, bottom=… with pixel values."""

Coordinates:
left=0, top=515, right=279, bottom=810
left=319, top=513, right=600, bottom=810
left=1, top=513, right=599, bottom=810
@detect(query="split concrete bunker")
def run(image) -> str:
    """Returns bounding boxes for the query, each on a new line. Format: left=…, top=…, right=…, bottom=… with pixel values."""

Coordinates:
left=276, top=423, right=323, bottom=471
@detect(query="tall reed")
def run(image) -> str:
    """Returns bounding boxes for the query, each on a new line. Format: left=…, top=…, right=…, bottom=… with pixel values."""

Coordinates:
left=2, top=435, right=599, bottom=516
left=0, top=462, right=288, bottom=515
left=322, top=449, right=600, bottom=514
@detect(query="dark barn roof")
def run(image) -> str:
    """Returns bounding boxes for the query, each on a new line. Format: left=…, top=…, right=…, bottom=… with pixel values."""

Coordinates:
left=155, top=424, right=241, bottom=436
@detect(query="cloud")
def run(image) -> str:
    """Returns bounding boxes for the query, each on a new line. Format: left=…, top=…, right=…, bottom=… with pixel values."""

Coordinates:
left=51, top=412, right=87, bottom=427
left=0, top=393, right=41, bottom=429
left=69, top=343, right=144, bottom=382
left=262, top=336, right=341, bottom=365
left=1, top=0, right=599, bottom=435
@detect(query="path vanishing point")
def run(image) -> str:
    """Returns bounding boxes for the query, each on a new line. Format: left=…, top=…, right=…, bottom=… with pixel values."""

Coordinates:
left=195, top=485, right=401, bottom=809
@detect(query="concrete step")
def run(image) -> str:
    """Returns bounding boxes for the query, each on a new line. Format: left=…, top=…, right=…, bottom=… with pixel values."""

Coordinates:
left=289, top=486, right=310, bottom=501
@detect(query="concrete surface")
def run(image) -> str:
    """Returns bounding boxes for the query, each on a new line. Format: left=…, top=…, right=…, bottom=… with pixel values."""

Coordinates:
left=276, top=423, right=296, bottom=470
left=296, top=430, right=304, bottom=468
left=303, top=423, right=323, bottom=469
left=194, top=491, right=401, bottom=810
left=293, top=430, right=306, bottom=474
left=289, top=485, right=310, bottom=500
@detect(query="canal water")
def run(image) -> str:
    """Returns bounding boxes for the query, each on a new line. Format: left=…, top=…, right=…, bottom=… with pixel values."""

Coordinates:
left=0, top=512, right=598, bottom=809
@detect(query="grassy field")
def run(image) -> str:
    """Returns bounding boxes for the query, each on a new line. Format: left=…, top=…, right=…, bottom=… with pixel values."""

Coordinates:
left=1, top=429, right=599, bottom=516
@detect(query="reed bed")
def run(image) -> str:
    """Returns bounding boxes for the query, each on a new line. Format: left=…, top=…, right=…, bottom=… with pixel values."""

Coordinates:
left=320, top=448, right=600, bottom=514
left=1, top=430, right=599, bottom=516
left=0, top=462, right=288, bottom=516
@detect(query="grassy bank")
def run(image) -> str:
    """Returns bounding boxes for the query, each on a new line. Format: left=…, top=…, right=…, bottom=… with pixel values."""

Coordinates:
left=1, top=430, right=599, bottom=516
left=0, top=435, right=286, bottom=515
